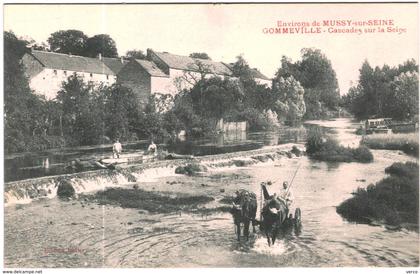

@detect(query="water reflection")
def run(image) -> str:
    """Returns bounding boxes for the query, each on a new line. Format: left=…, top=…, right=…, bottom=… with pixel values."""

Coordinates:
left=5, top=126, right=307, bottom=182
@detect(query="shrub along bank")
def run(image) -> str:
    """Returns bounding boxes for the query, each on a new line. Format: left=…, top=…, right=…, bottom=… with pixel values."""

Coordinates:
left=305, top=127, right=373, bottom=163
left=336, top=162, right=419, bottom=229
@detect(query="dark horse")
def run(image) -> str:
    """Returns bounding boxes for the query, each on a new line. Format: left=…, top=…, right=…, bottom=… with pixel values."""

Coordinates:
left=230, top=189, right=258, bottom=241
left=260, top=184, right=289, bottom=246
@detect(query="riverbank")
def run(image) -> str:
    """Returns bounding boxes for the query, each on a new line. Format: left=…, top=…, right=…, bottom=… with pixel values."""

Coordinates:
left=337, top=161, right=419, bottom=231
left=361, top=133, right=419, bottom=157
left=4, top=143, right=304, bottom=206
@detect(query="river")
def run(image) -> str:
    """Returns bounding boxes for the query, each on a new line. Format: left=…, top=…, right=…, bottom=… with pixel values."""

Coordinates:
left=4, top=118, right=419, bottom=267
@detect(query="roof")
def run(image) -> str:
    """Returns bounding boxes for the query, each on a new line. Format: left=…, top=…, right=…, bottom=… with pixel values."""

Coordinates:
left=135, top=59, right=168, bottom=77
left=250, top=68, right=271, bottom=81
left=29, top=50, right=115, bottom=75
left=102, top=57, right=129, bottom=74
left=224, top=62, right=270, bottom=80
left=152, top=51, right=232, bottom=76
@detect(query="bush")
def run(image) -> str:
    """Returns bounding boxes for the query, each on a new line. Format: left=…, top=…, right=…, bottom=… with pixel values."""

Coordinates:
left=306, top=128, right=373, bottom=163
left=337, top=162, right=419, bottom=227
left=57, top=180, right=75, bottom=198
left=351, top=146, right=374, bottom=163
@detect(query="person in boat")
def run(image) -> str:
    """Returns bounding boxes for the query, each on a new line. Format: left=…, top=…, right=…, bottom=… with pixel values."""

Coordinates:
left=147, top=140, right=158, bottom=156
left=112, top=138, right=122, bottom=159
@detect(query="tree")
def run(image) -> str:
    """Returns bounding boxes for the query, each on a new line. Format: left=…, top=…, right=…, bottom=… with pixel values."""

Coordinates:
left=3, top=31, right=50, bottom=152
left=56, top=76, right=100, bottom=145
left=85, top=34, right=118, bottom=58
left=47, top=30, right=88, bottom=55
left=275, top=48, right=340, bottom=119
left=344, top=59, right=418, bottom=120
left=125, top=49, right=146, bottom=60
left=387, top=71, right=419, bottom=120
left=189, top=52, right=211, bottom=60
left=231, top=55, right=254, bottom=82
left=273, top=76, right=306, bottom=125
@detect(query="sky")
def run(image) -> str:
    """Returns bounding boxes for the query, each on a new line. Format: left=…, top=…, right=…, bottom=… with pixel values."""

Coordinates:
left=3, top=3, right=419, bottom=94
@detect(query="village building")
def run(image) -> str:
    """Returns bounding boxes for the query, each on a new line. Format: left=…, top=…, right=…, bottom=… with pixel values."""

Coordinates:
left=117, top=49, right=272, bottom=106
left=21, top=49, right=272, bottom=106
left=21, top=50, right=117, bottom=99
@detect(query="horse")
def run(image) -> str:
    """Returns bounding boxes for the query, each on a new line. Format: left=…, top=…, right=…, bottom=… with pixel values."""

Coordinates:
left=230, top=189, right=258, bottom=241
left=260, top=196, right=288, bottom=246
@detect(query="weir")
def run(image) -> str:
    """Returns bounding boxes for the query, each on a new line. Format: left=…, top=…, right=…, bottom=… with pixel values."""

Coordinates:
left=4, top=144, right=304, bottom=206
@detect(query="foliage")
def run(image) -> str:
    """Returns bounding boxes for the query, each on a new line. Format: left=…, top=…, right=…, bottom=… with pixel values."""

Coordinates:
left=85, top=34, right=118, bottom=58
left=125, top=49, right=147, bottom=59
left=170, top=54, right=280, bottom=136
left=189, top=52, right=211, bottom=60
left=47, top=29, right=88, bottom=55
left=337, top=162, right=419, bottom=226
left=305, top=127, right=373, bottom=162
left=342, top=59, right=418, bottom=120
left=361, top=133, right=419, bottom=157
left=3, top=31, right=57, bottom=153
left=275, top=48, right=340, bottom=119
left=273, top=76, right=306, bottom=125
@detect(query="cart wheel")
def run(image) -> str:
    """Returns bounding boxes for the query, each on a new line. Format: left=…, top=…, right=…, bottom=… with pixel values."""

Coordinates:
left=294, top=208, right=301, bottom=227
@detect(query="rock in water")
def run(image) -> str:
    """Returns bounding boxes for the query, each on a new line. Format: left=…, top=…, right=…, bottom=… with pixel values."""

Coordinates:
left=175, top=163, right=207, bottom=176
left=56, top=179, right=75, bottom=199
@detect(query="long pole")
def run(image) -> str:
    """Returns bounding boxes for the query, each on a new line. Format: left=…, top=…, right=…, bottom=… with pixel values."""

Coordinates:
left=285, top=164, right=300, bottom=196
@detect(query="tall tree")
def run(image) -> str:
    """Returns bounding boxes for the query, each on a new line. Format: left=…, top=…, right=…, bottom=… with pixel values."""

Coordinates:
left=275, top=48, right=340, bottom=119
left=3, top=31, right=47, bottom=152
left=273, top=76, right=306, bottom=125
left=47, top=29, right=88, bottom=55
left=343, top=59, right=418, bottom=120
left=387, top=71, right=419, bottom=120
left=85, top=34, right=118, bottom=58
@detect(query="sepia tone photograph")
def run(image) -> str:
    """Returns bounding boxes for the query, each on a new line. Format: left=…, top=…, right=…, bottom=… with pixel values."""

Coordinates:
left=2, top=2, right=419, bottom=270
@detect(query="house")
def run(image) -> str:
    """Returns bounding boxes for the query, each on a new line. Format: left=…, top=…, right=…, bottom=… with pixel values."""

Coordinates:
left=117, top=59, right=172, bottom=106
left=21, top=50, right=117, bottom=99
left=101, top=56, right=129, bottom=75
left=117, top=49, right=272, bottom=106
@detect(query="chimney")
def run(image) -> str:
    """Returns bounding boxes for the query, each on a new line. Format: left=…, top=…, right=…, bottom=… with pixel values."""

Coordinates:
left=146, top=48, right=154, bottom=59
left=120, top=56, right=124, bottom=64
left=97, top=53, right=102, bottom=60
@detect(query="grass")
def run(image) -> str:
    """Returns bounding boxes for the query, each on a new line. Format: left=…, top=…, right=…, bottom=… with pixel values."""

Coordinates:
left=83, top=188, right=214, bottom=213
left=361, top=133, right=419, bottom=157
left=337, top=162, right=419, bottom=228
left=306, top=127, right=373, bottom=163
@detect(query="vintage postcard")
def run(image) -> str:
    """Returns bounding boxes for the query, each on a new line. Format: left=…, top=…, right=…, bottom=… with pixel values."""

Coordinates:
left=2, top=2, right=419, bottom=271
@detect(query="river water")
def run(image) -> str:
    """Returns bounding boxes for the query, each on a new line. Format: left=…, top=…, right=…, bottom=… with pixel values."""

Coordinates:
left=4, top=118, right=419, bottom=267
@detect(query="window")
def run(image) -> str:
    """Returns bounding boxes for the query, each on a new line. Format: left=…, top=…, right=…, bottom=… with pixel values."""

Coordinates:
left=106, top=75, right=109, bottom=80
left=90, top=73, right=93, bottom=77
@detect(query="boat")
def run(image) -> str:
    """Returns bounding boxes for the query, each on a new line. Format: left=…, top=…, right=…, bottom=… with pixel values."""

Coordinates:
left=100, top=152, right=156, bottom=165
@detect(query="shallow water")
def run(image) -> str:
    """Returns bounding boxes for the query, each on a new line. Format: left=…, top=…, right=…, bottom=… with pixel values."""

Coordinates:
left=4, top=118, right=419, bottom=267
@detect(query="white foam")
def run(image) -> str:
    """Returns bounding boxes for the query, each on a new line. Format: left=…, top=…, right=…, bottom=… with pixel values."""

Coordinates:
left=252, top=236, right=287, bottom=256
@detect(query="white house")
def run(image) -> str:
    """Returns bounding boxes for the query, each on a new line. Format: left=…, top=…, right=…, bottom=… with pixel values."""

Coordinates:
left=21, top=50, right=117, bottom=99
